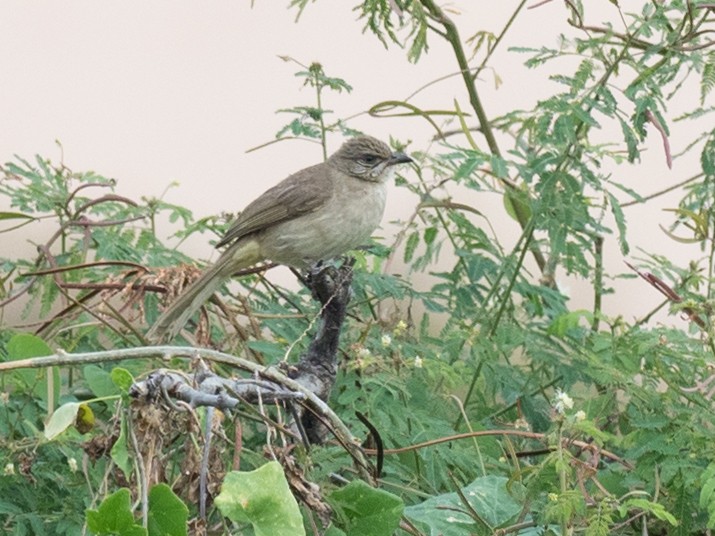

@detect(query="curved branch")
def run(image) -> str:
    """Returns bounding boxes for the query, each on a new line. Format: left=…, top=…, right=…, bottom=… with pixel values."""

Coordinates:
left=364, top=428, right=632, bottom=469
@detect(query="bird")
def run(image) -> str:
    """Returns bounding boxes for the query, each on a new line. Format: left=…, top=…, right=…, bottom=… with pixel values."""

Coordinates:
left=146, top=135, right=412, bottom=342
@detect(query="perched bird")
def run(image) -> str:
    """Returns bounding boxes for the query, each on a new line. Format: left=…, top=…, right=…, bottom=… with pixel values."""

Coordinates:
left=146, top=135, right=412, bottom=342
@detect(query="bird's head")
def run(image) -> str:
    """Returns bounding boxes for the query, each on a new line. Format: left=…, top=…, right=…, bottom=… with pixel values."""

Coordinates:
left=329, top=135, right=413, bottom=182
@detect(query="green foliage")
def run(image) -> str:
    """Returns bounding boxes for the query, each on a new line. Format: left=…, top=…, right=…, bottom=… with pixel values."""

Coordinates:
left=700, top=52, right=715, bottom=104
left=86, top=489, right=146, bottom=536
left=328, top=480, right=404, bottom=535
left=353, top=0, right=430, bottom=62
left=147, top=484, right=189, bottom=536
left=86, top=485, right=187, bottom=536
left=214, top=462, right=304, bottom=536
left=3, top=1, right=715, bottom=534
left=84, top=365, right=122, bottom=398
left=5, top=332, right=58, bottom=410
left=0, top=442, right=89, bottom=535
left=111, top=414, right=132, bottom=480
left=404, top=475, right=522, bottom=535
left=700, top=463, right=715, bottom=528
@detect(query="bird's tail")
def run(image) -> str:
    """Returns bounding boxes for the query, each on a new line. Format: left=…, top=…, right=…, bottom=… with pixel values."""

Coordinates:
left=146, top=240, right=260, bottom=343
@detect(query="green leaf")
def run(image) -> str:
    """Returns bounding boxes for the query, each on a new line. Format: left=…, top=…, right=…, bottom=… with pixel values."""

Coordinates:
left=548, top=310, right=593, bottom=337
left=404, top=231, right=419, bottom=263
left=214, top=461, right=304, bottom=536
left=85, top=365, right=121, bottom=397
left=619, top=118, right=640, bottom=163
left=147, top=484, right=188, bottom=536
left=6, top=332, right=53, bottom=361
left=6, top=333, right=59, bottom=408
left=702, top=130, right=715, bottom=176
left=620, top=498, right=677, bottom=526
left=44, top=402, right=80, bottom=440
left=0, top=211, right=35, bottom=221
left=404, top=476, right=521, bottom=536
left=664, top=207, right=709, bottom=239
left=111, top=368, right=135, bottom=393
left=503, top=189, right=531, bottom=223
left=328, top=480, right=404, bottom=536
left=86, top=488, right=147, bottom=536
left=489, top=155, right=508, bottom=178
left=701, top=54, right=715, bottom=105
left=111, top=415, right=132, bottom=480
left=453, top=99, right=479, bottom=151
left=423, top=226, right=437, bottom=245
left=607, top=192, right=629, bottom=255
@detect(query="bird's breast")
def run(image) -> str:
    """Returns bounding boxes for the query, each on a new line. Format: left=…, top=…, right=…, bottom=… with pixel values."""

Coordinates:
left=259, top=178, right=387, bottom=268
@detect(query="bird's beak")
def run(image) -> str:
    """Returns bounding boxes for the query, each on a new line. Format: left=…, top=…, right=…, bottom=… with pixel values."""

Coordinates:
left=388, top=152, right=413, bottom=166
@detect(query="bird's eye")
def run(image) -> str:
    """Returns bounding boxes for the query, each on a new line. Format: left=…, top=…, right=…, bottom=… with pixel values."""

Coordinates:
left=358, top=154, right=380, bottom=166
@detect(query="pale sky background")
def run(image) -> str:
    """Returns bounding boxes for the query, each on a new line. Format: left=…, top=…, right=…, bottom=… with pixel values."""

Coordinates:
left=0, top=2, right=706, bottom=326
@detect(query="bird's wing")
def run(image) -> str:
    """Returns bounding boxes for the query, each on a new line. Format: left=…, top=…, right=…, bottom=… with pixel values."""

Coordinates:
left=215, top=163, right=333, bottom=249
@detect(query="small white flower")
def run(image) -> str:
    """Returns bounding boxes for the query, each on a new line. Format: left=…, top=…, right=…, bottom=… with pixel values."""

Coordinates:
left=553, top=389, right=574, bottom=414
left=357, top=347, right=372, bottom=359
left=574, top=410, right=586, bottom=422
left=548, top=492, right=559, bottom=502
left=4, top=463, right=15, bottom=475
left=414, top=356, right=423, bottom=368
left=68, top=457, right=78, bottom=472
left=381, top=334, right=392, bottom=348
left=393, top=320, right=408, bottom=336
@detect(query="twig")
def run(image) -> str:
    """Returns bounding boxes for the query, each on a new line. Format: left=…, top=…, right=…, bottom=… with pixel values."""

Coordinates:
left=21, top=260, right=150, bottom=277
left=363, top=428, right=632, bottom=469
left=620, top=172, right=702, bottom=207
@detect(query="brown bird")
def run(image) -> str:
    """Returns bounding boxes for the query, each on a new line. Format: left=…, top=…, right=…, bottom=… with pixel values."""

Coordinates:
left=147, top=135, right=412, bottom=342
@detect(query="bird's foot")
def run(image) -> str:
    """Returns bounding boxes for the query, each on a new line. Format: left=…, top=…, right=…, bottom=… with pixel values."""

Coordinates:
left=305, top=258, right=354, bottom=305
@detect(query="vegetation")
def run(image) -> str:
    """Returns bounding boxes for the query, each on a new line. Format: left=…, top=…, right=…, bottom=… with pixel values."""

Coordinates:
left=2, top=1, right=715, bottom=534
